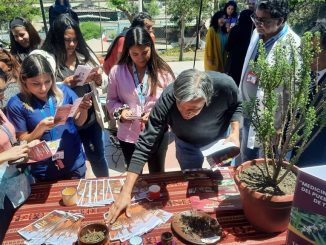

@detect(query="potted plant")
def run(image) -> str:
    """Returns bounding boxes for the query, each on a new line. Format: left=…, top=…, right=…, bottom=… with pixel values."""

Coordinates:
left=234, top=32, right=326, bottom=233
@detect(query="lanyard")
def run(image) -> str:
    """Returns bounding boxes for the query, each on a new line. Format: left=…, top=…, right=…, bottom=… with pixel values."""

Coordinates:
left=264, top=24, right=289, bottom=50
left=36, top=96, right=57, bottom=140
left=132, top=63, right=149, bottom=112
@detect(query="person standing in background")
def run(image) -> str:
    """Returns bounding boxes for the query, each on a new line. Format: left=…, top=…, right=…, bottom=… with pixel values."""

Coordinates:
left=239, top=0, right=300, bottom=163
left=9, top=17, right=41, bottom=63
left=103, top=12, right=155, bottom=76
left=247, top=0, right=257, bottom=11
left=225, top=9, right=255, bottom=86
left=49, top=0, right=79, bottom=28
left=204, top=11, right=228, bottom=72
left=103, top=12, right=155, bottom=139
left=42, top=14, right=109, bottom=177
left=223, top=1, right=238, bottom=32
left=107, top=27, right=174, bottom=172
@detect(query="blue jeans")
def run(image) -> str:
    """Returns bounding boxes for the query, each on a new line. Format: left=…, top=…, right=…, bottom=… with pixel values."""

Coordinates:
left=175, top=137, right=204, bottom=170
left=79, top=122, right=109, bottom=177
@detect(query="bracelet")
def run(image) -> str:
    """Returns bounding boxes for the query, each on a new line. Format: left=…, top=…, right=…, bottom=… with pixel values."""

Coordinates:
left=113, top=104, right=130, bottom=120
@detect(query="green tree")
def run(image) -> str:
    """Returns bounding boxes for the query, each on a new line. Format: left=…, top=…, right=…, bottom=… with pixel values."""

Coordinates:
left=288, top=0, right=326, bottom=35
left=107, top=0, right=160, bottom=23
left=144, top=0, right=160, bottom=17
left=80, top=22, right=101, bottom=41
left=166, top=0, right=210, bottom=61
left=0, top=0, right=39, bottom=29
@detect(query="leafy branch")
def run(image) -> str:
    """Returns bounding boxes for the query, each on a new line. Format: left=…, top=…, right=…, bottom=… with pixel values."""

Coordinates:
left=244, top=32, right=325, bottom=188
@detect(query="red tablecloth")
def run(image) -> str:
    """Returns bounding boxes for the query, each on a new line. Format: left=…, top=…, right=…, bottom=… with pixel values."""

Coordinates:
left=4, top=171, right=287, bottom=244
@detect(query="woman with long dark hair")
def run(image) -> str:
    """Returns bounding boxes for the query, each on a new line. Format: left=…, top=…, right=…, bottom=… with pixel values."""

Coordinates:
left=6, top=53, right=91, bottom=181
left=9, top=17, right=41, bottom=63
left=42, top=14, right=109, bottom=177
left=107, top=27, right=175, bottom=172
left=223, top=1, right=238, bottom=32
left=204, top=11, right=228, bottom=72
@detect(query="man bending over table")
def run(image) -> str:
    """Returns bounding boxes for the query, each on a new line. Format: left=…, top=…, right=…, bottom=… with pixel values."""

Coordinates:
left=106, top=69, right=242, bottom=223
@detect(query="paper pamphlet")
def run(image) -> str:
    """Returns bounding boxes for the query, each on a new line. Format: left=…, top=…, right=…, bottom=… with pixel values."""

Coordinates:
left=74, top=65, right=92, bottom=86
left=68, top=98, right=82, bottom=118
left=18, top=210, right=84, bottom=245
left=54, top=92, right=94, bottom=125
left=188, top=167, right=242, bottom=212
left=66, top=91, right=94, bottom=118
left=47, top=139, right=61, bottom=154
left=53, top=104, right=73, bottom=125
left=200, top=139, right=240, bottom=168
left=27, top=139, right=61, bottom=163
left=200, top=139, right=236, bottom=156
left=74, top=65, right=99, bottom=86
left=28, top=140, right=53, bottom=161
left=104, top=204, right=172, bottom=242
left=76, top=178, right=149, bottom=207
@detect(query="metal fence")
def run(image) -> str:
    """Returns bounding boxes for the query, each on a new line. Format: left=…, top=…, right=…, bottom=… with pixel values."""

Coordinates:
left=0, top=0, right=208, bottom=62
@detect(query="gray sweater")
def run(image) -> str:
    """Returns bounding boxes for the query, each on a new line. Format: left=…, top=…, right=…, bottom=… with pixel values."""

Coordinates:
left=128, top=72, right=243, bottom=174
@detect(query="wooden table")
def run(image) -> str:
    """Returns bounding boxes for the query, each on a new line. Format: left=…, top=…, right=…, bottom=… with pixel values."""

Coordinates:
left=4, top=171, right=287, bottom=244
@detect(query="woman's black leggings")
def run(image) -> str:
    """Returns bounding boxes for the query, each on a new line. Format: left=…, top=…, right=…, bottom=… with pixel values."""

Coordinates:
left=119, top=131, right=169, bottom=173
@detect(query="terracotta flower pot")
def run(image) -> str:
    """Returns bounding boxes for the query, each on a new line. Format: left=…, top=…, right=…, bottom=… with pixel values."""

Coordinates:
left=234, top=159, right=297, bottom=233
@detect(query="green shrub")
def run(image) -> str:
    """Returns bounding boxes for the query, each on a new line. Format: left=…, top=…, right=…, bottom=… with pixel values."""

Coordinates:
left=80, top=22, right=101, bottom=41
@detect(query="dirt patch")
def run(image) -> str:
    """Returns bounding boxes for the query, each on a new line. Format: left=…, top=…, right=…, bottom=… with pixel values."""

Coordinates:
left=239, top=163, right=297, bottom=195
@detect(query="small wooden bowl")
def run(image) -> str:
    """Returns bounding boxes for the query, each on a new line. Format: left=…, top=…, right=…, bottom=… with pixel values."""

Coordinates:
left=78, top=223, right=109, bottom=245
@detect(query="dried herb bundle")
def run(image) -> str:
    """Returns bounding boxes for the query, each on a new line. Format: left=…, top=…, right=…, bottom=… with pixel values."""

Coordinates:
left=80, top=229, right=106, bottom=243
left=181, top=214, right=222, bottom=238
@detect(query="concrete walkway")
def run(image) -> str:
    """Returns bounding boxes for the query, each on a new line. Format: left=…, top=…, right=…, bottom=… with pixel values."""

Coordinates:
left=86, top=60, right=206, bottom=178
left=168, top=60, right=204, bottom=77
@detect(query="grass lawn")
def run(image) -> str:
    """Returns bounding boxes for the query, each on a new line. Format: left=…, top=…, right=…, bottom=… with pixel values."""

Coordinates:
left=158, top=48, right=204, bottom=62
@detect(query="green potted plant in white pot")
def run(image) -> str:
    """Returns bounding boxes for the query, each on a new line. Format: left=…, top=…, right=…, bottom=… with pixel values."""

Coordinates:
left=234, top=32, right=326, bottom=233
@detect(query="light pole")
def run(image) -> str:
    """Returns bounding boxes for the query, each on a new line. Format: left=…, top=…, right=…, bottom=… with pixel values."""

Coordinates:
left=193, top=0, right=203, bottom=68
left=39, top=0, right=48, bottom=34
left=138, top=0, right=143, bottom=12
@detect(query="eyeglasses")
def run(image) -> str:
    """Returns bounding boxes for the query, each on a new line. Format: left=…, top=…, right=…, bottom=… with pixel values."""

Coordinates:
left=250, top=14, right=280, bottom=26
left=64, top=38, right=78, bottom=44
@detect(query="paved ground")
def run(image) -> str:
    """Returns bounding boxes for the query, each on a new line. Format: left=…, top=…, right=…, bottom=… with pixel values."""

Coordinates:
left=167, top=60, right=204, bottom=76
left=86, top=60, right=205, bottom=178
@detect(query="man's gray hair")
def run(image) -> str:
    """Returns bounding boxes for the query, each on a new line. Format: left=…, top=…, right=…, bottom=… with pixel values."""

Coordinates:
left=173, top=69, right=214, bottom=105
